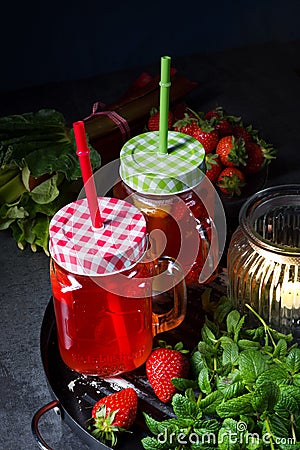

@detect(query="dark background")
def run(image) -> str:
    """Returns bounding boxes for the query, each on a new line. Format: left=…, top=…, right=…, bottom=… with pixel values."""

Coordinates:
left=1, top=0, right=300, bottom=93
left=1, top=2, right=300, bottom=450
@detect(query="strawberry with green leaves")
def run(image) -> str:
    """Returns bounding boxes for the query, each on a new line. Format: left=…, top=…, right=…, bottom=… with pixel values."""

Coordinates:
left=173, top=112, right=198, bottom=136
left=89, top=388, right=138, bottom=446
left=146, top=341, right=190, bottom=403
left=216, top=135, right=247, bottom=167
left=148, top=107, right=174, bottom=131
left=205, top=153, right=222, bottom=183
left=244, top=138, right=277, bottom=175
left=203, top=106, right=233, bottom=137
left=217, top=167, right=246, bottom=197
left=174, top=111, right=219, bottom=153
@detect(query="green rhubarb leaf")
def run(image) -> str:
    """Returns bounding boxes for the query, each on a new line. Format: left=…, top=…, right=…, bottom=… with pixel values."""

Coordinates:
left=29, top=174, right=59, bottom=204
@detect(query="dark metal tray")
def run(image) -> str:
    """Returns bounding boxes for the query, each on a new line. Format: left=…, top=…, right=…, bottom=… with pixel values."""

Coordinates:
left=32, top=272, right=227, bottom=450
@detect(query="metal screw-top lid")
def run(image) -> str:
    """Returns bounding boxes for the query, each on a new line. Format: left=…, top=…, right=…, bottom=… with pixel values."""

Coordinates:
left=119, top=131, right=205, bottom=195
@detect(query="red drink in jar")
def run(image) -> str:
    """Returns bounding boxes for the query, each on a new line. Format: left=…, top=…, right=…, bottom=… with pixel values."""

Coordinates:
left=116, top=131, right=220, bottom=284
left=49, top=196, right=187, bottom=377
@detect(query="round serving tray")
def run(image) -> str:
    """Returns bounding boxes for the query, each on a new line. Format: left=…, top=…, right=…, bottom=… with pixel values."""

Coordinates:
left=32, top=273, right=228, bottom=450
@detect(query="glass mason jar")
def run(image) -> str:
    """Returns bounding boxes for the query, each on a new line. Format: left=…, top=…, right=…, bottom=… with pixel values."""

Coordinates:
left=49, top=197, right=187, bottom=377
left=227, top=185, right=300, bottom=339
left=114, top=131, right=225, bottom=285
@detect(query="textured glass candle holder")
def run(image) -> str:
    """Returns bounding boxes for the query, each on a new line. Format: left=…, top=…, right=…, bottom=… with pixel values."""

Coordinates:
left=227, top=185, right=300, bottom=341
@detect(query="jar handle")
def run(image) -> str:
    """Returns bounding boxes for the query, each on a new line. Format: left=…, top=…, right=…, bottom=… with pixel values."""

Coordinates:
left=151, top=256, right=187, bottom=336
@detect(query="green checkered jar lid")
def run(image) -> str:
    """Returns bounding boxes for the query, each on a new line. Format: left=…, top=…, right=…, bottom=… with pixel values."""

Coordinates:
left=119, top=131, right=205, bottom=195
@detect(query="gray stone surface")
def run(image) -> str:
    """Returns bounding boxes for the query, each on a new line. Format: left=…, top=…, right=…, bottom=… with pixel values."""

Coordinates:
left=0, top=41, right=299, bottom=449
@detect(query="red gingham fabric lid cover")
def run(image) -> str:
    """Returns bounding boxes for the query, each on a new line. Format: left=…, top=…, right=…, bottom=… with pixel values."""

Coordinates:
left=49, top=197, right=147, bottom=276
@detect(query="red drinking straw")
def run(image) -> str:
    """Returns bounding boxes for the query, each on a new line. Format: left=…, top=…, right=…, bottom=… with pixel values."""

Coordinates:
left=73, top=121, right=103, bottom=228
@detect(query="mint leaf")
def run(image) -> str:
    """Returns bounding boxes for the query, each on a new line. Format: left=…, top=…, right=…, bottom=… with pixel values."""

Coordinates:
left=171, top=377, right=198, bottom=391
left=198, top=368, right=211, bottom=395
left=201, top=324, right=217, bottom=345
left=251, top=381, right=280, bottom=413
left=172, top=393, right=197, bottom=419
left=286, top=348, right=300, bottom=374
left=198, top=391, right=224, bottom=415
left=190, top=350, right=207, bottom=377
left=143, top=413, right=162, bottom=435
left=217, top=370, right=245, bottom=400
left=256, top=365, right=290, bottom=387
left=216, top=393, right=254, bottom=418
left=273, top=339, right=288, bottom=359
left=226, top=310, right=241, bottom=334
left=238, top=350, right=267, bottom=384
left=237, top=340, right=261, bottom=351
left=218, top=418, right=241, bottom=450
left=221, top=341, right=239, bottom=366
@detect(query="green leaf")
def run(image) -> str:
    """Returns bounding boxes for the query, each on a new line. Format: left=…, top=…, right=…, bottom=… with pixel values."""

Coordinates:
left=264, top=414, right=289, bottom=439
left=216, top=393, right=254, bottom=418
left=238, top=350, right=267, bottom=384
left=293, top=374, right=300, bottom=387
left=275, top=385, right=300, bottom=416
left=221, top=341, right=239, bottom=366
left=172, top=393, right=198, bottom=419
left=214, top=298, right=234, bottom=324
left=29, top=174, right=59, bottom=204
left=286, top=348, right=300, bottom=374
left=143, top=413, right=161, bottom=435
left=141, top=435, right=171, bottom=450
left=251, top=381, right=280, bottom=413
left=256, top=365, right=290, bottom=387
left=191, top=350, right=207, bottom=377
left=201, top=324, right=217, bottom=345
left=237, top=340, right=261, bottom=351
left=198, top=390, right=224, bottom=415
left=171, top=377, right=198, bottom=391
left=218, top=418, right=241, bottom=450
left=226, top=310, right=241, bottom=334
left=273, top=339, right=288, bottom=359
left=198, top=368, right=212, bottom=395
left=217, top=370, right=246, bottom=400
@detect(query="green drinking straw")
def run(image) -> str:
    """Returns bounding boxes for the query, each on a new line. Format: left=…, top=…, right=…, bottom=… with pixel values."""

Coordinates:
left=158, top=55, right=171, bottom=155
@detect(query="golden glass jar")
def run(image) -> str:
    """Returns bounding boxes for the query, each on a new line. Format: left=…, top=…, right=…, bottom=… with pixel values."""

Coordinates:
left=227, top=185, right=300, bottom=339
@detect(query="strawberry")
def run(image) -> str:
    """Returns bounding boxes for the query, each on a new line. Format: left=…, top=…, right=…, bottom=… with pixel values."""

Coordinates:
left=203, top=107, right=233, bottom=137
left=192, top=119, right=219, bottom=153
left=173, top=112, right=198, bottom=136
left=89, top=388, right=138, bottom=446
left=217, top=167, right=246, bottom=197
left=244, top=141, right=264, bottom=174
left=231, top=123, right=257, bottom=143
left=244, top=139, right=277, bottom=175
left=146, top=341, right=190, bottom=403
left=216, top=135, right=247, bottom=167
left=205, top=153, right=222, bottom=183
left=148, top=108, right=174, bottom=131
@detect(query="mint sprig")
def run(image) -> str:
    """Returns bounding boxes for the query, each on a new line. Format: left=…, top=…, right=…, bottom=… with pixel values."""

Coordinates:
left=142, top=296, right=300, bottom=449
